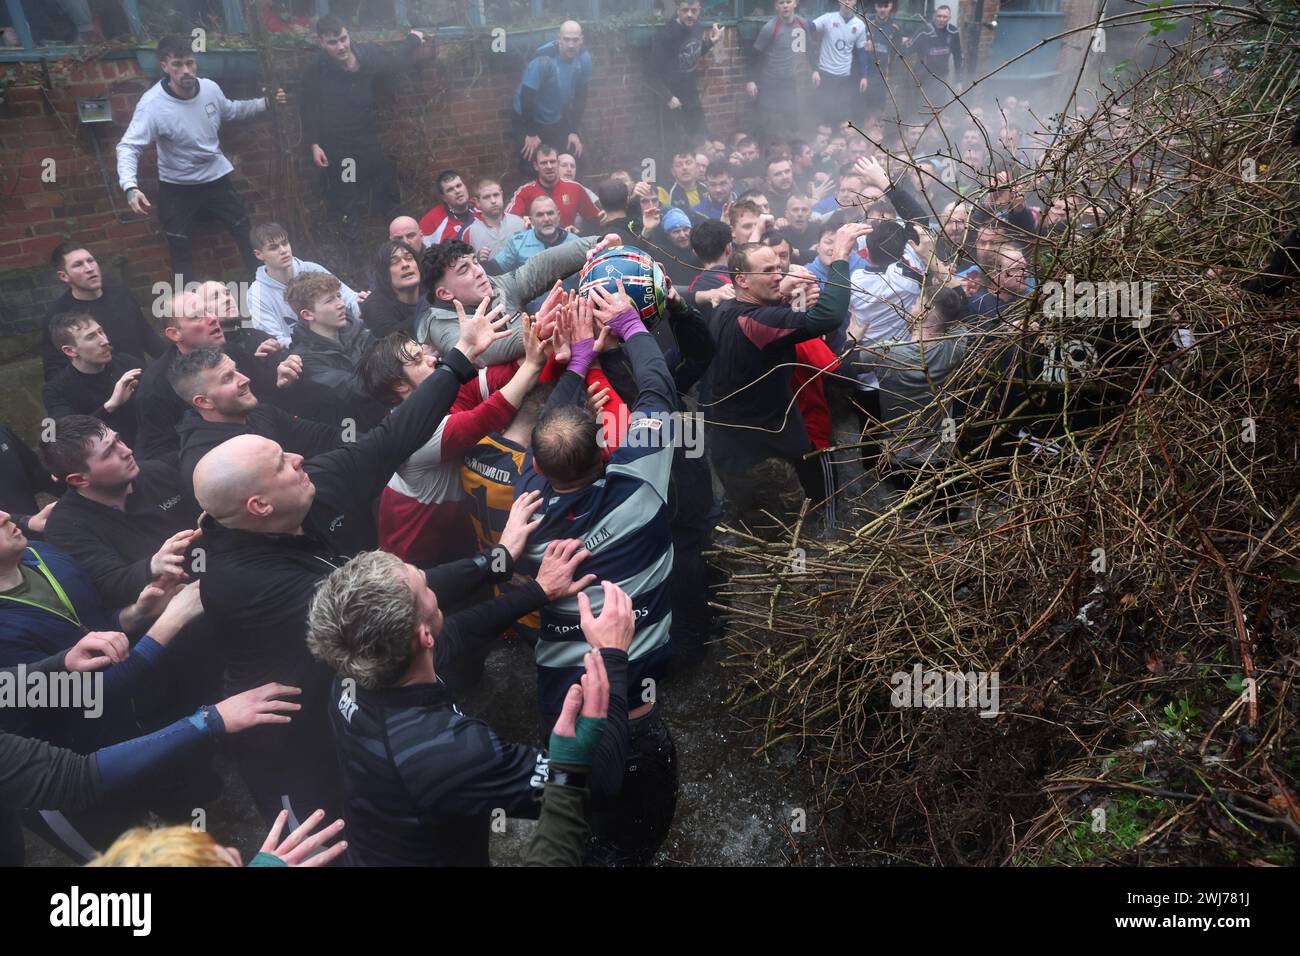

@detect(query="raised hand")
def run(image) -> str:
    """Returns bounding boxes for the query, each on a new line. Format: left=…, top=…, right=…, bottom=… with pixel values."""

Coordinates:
left=853, top=155, right=890, bottom=192
left=150, top=527, right=197, bottom=579
left=257, top=808, right=347, bottom=867
left=549, top=293, right=573, bottom=365
left=499, top=489, right=545, bottom=561
left=833, top=221, right=873, bottom=261
left=586, top=381, right=612, bottom=415
left=533, top=280, right=567, bottom=341
left=521, top=312, right=548, bottom=369
left=571, top=290, right=597, bottom=342
left=587, top=280, right=636, bottom=330
left=105, top=368, right=142, bottom=413
left=215, top=682, right=302, bottom=734
left=452, top=297, right=512, bottom=361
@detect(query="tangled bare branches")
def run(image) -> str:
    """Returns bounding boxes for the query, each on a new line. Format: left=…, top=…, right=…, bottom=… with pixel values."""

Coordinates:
left=717, top=6, right=1300, bottom=866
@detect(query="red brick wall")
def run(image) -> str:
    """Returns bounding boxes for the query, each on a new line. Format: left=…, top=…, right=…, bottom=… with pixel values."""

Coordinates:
left=0, top=53, right=273, bottom=331
left=0, top=28, right=752, bottom=339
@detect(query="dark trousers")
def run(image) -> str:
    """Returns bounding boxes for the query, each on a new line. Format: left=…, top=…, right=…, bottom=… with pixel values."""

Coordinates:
left=851, top=387, right=884, bottom=474
left=757, top=78, right=802, bottom=145
left=157, top=174, right=257, bottom=283
left=512, top=115, right=570, bottom=181
left=586, top=707, right=678, bottom=867
left=233, top=722, right=342, bottom=829
left=660, top=96, right=707, bottom=152
left=716, top=455, right=806, bottom=539
left=669, top=451, right=717, bottom=665
left=862, top=67, right=894, bottom=120
left=318, top=147, right=401, bottom=237
left=818, top=73, right=856, bottom=129
left=793, top=453, right=840, bottom=529
left=1242, top=226, right=1300, bottom=296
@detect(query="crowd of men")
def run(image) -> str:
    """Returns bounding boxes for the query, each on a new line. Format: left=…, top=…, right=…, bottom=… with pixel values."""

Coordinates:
left=1, top=3, right=1155, bottom=867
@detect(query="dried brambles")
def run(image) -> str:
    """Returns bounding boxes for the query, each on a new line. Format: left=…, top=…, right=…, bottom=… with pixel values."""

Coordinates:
left=717, top=7, right=1300, bottom=865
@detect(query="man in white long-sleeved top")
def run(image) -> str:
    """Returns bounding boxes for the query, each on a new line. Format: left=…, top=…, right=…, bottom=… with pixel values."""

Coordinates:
left=116, top=34, right=286, bottom=283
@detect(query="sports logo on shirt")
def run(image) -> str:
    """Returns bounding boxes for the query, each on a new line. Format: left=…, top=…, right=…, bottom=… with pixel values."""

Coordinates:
left=679, top=38, right=705, bottom=72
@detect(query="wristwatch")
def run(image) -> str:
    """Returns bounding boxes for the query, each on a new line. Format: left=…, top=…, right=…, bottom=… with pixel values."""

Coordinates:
left=548, top=769, right=589, bottom=790
left=471, top=545, right=513, bottom=579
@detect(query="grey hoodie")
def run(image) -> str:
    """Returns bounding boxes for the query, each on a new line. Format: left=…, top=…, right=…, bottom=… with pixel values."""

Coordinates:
left=248, top=258, right=361, bottom=346
left=415, top=235, right=598, bottom=366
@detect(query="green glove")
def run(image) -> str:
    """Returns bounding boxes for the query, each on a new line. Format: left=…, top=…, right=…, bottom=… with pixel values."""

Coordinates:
left=547, top=715, right=607, bottom=769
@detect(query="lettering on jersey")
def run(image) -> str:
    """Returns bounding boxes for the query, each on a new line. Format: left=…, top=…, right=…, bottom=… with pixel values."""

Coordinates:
left=529, top=752, right=550, bottom=790
left=158, top=495, right=181, bottom=511
left=543, top=605, right=650, bottom=636
left=466, top=458, right=514, bottom=484
left=338, top=679, right=358, bottom=723
left=584, top=526, right=613, bottom=551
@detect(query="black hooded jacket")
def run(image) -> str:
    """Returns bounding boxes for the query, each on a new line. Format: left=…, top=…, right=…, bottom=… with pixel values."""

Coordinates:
left=135, top=328, right=285, bottom=464
left=42, top=459, right=196, bottom=608
left=287, top=320, right=387, bottom=432
left=176, top=405, right=342, bottom=501
left=197, top=346, right=515, bottom=715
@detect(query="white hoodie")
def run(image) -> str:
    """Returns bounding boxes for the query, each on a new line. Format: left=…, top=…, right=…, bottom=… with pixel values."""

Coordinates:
left=117, top=77, right=267, bottom=191
left=247, top=258, right=361, bottom=345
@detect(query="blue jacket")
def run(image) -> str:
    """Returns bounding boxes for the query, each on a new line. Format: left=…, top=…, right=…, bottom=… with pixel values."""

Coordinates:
left=512, top=41, right=592, bottom=129
left=490, top=229, right=582, bottom=273
left=0, top=545, right=126, bottom=748
left=0, top=545, right=117, bottom=669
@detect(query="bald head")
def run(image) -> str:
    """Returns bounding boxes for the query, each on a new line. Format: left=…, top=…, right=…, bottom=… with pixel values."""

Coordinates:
left=556, top=20, right=583, bottom=59
left=194, top=435, right=276, bottom=521
left=193, top=434, right=315, bottom=532
left=389, top=216, right=424, bottom=251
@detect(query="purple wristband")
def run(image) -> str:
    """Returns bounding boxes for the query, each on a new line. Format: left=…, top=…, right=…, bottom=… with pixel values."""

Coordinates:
left=608, top=306, right=648, bottom=341
left=567, top=338, right=596, bottom=378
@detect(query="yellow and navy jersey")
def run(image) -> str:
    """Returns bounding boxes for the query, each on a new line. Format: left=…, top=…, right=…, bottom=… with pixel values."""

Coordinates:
left=461, top=434, right=538, bottom=641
